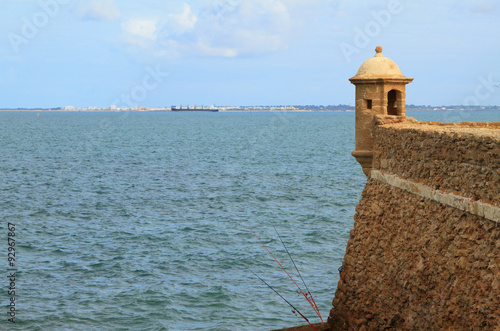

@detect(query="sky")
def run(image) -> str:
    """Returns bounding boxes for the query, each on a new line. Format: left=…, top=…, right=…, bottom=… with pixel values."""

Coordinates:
left=0, top=0, right=499, bottom=108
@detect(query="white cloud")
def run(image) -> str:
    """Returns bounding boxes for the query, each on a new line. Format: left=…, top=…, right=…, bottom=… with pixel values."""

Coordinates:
left=119, top=18, right=164, bottom=54
left=172, top=3, right=197, bottom=34
left=77, top=0, right=120, bottom=21
left=189, top=0, right=291, bottom=57
left=122, top=19, right=159, bottom=41
left=120, top=0, right=294, bottom=58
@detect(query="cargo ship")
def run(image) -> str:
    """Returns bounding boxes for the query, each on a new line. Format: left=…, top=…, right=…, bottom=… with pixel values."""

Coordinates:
left=171, top=105, right=219, bottom=112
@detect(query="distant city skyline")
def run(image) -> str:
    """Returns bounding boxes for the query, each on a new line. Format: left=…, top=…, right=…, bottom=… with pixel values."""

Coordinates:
left=1, top=0, right=499, bottom=109
left=4, top=104, right=500, bottom=113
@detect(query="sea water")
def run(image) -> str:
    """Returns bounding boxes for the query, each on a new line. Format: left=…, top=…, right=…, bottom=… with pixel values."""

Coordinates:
left=1, top=110, right=498, bottom=330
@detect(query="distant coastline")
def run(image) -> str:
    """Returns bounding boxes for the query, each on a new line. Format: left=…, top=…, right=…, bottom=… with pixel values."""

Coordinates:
left=1, top=105, right=500, bottom=112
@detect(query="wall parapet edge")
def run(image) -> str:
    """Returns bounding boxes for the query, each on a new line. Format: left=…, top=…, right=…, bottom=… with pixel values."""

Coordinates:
left=371, top=170, right=500, bottom=223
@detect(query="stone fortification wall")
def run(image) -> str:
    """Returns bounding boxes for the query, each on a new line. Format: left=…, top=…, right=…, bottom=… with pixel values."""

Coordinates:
left=373, top=121, right=500, bottom=207
left=328, top=120, right=500, bottom=330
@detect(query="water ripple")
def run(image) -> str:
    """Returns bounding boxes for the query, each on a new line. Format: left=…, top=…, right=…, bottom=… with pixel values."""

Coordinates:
left=1, top=111, right=368, bottom=330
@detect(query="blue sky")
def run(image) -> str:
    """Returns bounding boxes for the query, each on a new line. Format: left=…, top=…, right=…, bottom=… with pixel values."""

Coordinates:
left=0, top=0, right=499, bottom=108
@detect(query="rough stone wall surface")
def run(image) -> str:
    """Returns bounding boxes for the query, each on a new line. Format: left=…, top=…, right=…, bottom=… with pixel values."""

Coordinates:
left=373, top=122, right=500, bottom=206
left=328, top=121, right=500, bottom=330
left=328, top=179, right=500, bottom=330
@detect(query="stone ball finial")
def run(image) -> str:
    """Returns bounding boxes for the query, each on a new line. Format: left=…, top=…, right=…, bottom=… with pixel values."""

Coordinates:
left=375, top=46, right=383, bottom=53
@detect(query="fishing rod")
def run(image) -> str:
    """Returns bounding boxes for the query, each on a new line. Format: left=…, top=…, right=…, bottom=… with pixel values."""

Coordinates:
left=250, top=270, right=317, bottom=331
left=243, top=221, right=322, bottom=321
left=271, top=222, right=322, bottom=322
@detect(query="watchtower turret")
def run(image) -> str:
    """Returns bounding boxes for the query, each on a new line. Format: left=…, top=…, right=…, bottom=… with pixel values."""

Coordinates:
left=350, top=46, right=413, bottom=176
